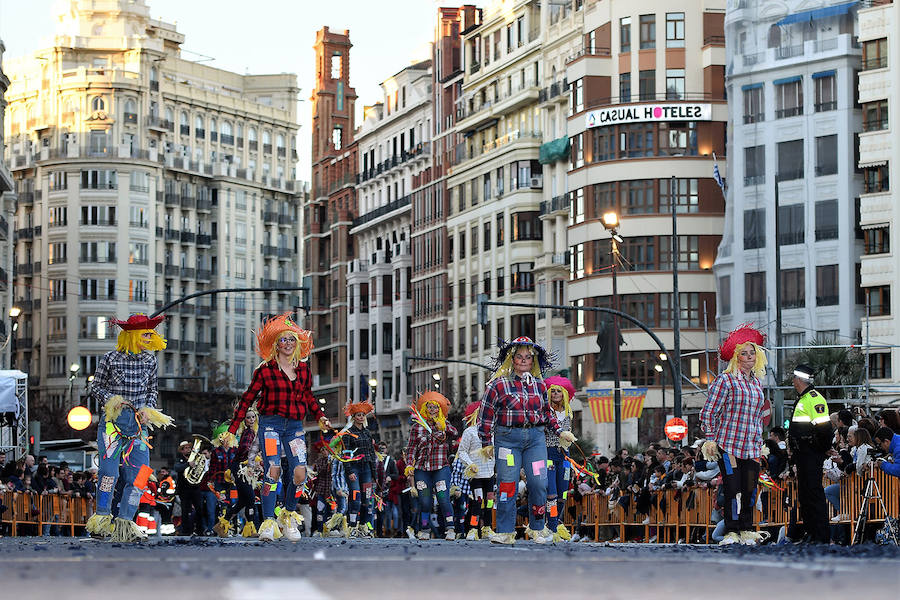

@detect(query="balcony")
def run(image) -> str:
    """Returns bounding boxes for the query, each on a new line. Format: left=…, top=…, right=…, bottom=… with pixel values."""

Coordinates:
left=165, top=193, right=180, bottom=207
left=776, top=45, right=804, bottom=60
left=220, top=134, right=234, bottom=145
left=260, top=278, right=278, bottom=289
left=180, top=195, right=196, bottom=209
left=196, top=342, right=211, bottom=354
left=263, top=211, right=278, bottom=224
left=14, top=228, right=33, bottom=242
left=164, top=228, right=181, bottom=242
left=775, top=106, right=803, bottom=119
left=862, top=56, right=887, bottom=71
left=180, top=230, right=195, bottom=243
left=196, top=305, right=212, bottom=318
left=196, top=233, right=212, bottom=247
left=352, top=194, right=411, bottom=228
left=0, top=215, right=8, bottom=238
left=277, top=147, right=286, bottom=158
left=164, top=264, right=179, bottom=277
left=249, top=140, right=258, bottom=151
left=197, top=269, right=211, bottom=282
left=15, top=263, right=32, bottom=276
left=179, top=303, right=195, bottom=315
left=197, top=197, right=212, bottom=212
left=18, top=191, right=34, bottom=205
left=262, top=245, right=278, bottom=258
left=80, top=219, right=116, bottom=227
left=180, top=267, right=195, bottom=279
left=210, top=132, right=218, bottom=142
left=263, top=144, right=272, bottom=154
left=278, top=214, right=293, bottom=226
left=195, top=128, right=205, bottom=140
left=124, top=112, right=138, bottom=124
left=540, top=194, right=569, bottom=216
left=278, top=247, right=292, bottom=259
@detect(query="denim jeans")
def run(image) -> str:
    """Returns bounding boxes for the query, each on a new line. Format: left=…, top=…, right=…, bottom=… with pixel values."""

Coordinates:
left=824, top=483, right=841, bottom=512
left=414, top=466, right=454, bottom=531
left=258, top=415, right=308, bottom=519
left=384, top=500, right=400, bottom=532
left=494, top=425, right=549, bottom=533
left=202, top=489, right=217, bottom=532
left=546, top=446, right=570, bottom=529
left=345, top=462, right=373, bottom=526
left=96, top=404, right=150, bottom=521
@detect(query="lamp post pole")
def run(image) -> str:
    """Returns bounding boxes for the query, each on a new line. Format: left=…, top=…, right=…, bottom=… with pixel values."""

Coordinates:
left=611, top=236, right=622, bottom=451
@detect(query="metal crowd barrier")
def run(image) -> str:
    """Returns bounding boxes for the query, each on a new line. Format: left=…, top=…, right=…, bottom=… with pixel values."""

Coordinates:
left=0, top=492, right=95, bottom=536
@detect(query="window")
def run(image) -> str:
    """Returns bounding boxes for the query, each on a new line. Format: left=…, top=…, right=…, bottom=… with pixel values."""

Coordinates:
left=815, top=265, right=838, bottom=306
left=620, top=17, right=631, bottom=52
left=815, top=135, right=837, bottom=176
left=570, top=78, right=584, bottom=114
left=496, top=268, right=505, bottom=296
left=814, top=73, right=836, bottom=112
left=81, top=169, right=117, bottom=189
left=869, top=353, right=892, bottom=379
left=48, top=206, right=67, bottom=227
left=862, top=38, right=887, bottom=70
left=658, top=122, right=696, bottom=156
left=332, top=127, right=343, bottom=150
left=744, top=146, right=766, bottom=186
left=496, top=213, right=505, bottom=246
left=814, top=200, right=838, bottom=241
left=88, top=131, right=108, bottom=156
left=512, top=212, right=540, bottom=241
left=570, top=243, right=584, bottom=279
left=660, top=235, right=699, bottom=270
left=130, top=279, right=148, bottom=302
left=638, top=70, right=655, bottom=101
left=622, top=236, right=656, bottom=270
left=866, top=285, right=890, bottom=316
left=863, top=100, right=889, bottom=132
left=470, top=179, right=479, bottom=207
left=458, top=279, right=466, bottom=306
left=775, top=78, right=803, bottom=118
left=571, top=133, right=584, bottom=168
left=745, top=272, right=766, bottom=312
left=864, top=226, right=890, bottom=254
left=660, top=178, right=698, bottom=214
left=483, top=221, right=491, bottom=251
left=639, top=15, right=656, bottom=50
left=49, top=171, right=67, bottom=191
left=483, top=173, right=491, bottom=202
left=331, top=53, right=342, bottom=79
left=570, top=188, right=585, bottom=224
left=49, top=355, right=66, bottom=376
left=48, top=243, right=67, bottom=265
left=621, top=179, right=654, bottom=214
left=483, top=271, right=492, bottom=298
left=718, top=276, right=731, bottom=316
left=665, top=69, right=685, bottom=100
left=458, top=231, right=465, bottom=259
left=780, top=268, right=805, bottom=309
left=778, top=204, right=805, bottom=246
left=666, top=13, right=685, bottom=48
left=777, top=140, right=804, bottom=181
left=510, top=263, right=534, bottom=292
left=471, top=226, right=478, bottom=254
left=50, top=279, right=67, bottom=301
left=743, top=85, right=764, bottom=123
left=619, top=73, right=631, bottom=103
left=864, top=163, right=889, bottom=193
left=620, top=122, right=654, bottom=157
left=91, top=96, right=105, bottom=112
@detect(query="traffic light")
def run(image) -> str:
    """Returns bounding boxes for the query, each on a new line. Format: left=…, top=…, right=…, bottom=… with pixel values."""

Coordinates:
left=28, top=420, right=40, bottom=455
left=477, top=294, right=488, bottom=328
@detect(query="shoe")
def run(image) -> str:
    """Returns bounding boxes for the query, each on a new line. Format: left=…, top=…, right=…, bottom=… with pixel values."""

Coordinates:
left=831, top=514, right=848, bottom=522
left=444, top=527, right=456, bottom=541
left=279, top=511, right=303, bottom=542
left=406, top=526, right=417, bottom=540
left=213, top=516, right=232, bottom=538
left=363, top=524, right=375, bottom=538
left=466, top=528, right=479, bottom=541
left=526, top=527, right=554, bottom=544
left=257, top=518, right=283, bottom=542
left=649, top=535, right=658, bottom=543
left=322, top=513, right=343, bottom=537
left=416, top=530, right=431, bottom=541
left=739, top=531, right=758, bottom=546
left=641, top=516, right=650, bottom=525
left=555, top=524, right=572, bottom=541
left=480, top=525, right=495, bottom=539
left=489, top=531, right=516, bottom=545
left=349, top=524, right=364, bottom=538
left=312, top=531, right=322, bottom=537
left=719, top=532, right=740, bottom=546
left=571, top=533, right=581, bottom=542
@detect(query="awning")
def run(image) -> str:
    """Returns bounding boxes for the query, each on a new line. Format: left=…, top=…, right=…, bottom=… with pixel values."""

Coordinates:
left=773, top=75, right=802, bottom=85
left=741, top=82, right=763, bottom=91
left=858, top=159, right=887, bottom=168
left=812, top=69, right=836, bottom=79
left=777, top=1, right=857, bottom=26
left=860, top=222, right=888, bottom=230
left=539, top=136, right=571, bottom=165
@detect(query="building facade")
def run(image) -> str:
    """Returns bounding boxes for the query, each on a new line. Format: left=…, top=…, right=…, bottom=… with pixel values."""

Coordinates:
left=3, top=0, right=303, bottom=452
left=349, top=61, right=431, bottom=446
left=448, top=0, right=547, bottom=408
left=566, top=0, right=727, bottom=450
left=306, top=27, right=358, bottom=423
left=857, top=0, right=897, bottom=399
left=0, top=37, right=14, bottom=371
left=717, top=1, right=864, bottom=379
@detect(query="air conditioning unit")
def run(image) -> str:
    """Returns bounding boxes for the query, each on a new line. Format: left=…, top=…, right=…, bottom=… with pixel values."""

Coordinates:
left=529, top=175, right=543, bottom=189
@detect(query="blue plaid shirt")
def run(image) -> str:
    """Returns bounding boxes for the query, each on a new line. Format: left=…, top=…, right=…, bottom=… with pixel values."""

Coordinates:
left=91, top=350, right=160, bottom=410
left=449, top=456, right=472, bottom=497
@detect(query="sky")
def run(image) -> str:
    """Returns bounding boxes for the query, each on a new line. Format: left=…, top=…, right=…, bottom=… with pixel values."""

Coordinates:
left=0, top=0, right=461, bottom=178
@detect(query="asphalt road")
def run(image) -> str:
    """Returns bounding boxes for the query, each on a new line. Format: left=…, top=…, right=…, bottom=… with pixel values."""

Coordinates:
left=1, top=537, right=897, bottom=599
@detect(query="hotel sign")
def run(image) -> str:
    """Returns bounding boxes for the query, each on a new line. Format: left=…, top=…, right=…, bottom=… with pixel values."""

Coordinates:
left=585, top=103, right=712, bottom=128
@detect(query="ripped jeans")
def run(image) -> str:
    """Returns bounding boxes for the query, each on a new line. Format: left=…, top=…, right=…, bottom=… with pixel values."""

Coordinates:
left=258, top=415, right=307, bottom=519
left=413, top=466, right=454, bottom=532
left=95, top=405, right=150, bottom=522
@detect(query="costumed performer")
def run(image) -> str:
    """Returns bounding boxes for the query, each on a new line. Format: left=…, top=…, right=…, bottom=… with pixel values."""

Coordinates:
left=700, top=324, right=769, bottom=546
left=227, top=313, right=331, bottom=541
left=476, top=336, right=576, bottom=545
left=543, top=375, right=575, bottom=541
left=342, top=401, right=378, bottom=538
left=215, top=408, right=262, bottom=537
left=86, top=313, right=173, bottom=541
left=455, top=401, right=496, bottom=541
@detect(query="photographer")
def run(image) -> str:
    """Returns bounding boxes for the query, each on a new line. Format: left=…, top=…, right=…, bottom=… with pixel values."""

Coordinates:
left=874, top=427, right=900, bottom=477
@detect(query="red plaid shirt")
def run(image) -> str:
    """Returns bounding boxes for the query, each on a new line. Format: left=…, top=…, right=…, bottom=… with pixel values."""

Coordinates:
left=406, top=421, right=458, bottom=471
left=229, top=360, right=325, bottom=434
left=700, top=371, right=766, bottom=460
left=477, top=374, right=562, bottom=446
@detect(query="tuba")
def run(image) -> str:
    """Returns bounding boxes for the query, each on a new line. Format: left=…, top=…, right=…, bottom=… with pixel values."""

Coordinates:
left=184, top=434, right=211, bottom=485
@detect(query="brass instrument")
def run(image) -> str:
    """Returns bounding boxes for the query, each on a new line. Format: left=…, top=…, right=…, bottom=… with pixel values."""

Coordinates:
left=184, top=434, right=211, bottom=485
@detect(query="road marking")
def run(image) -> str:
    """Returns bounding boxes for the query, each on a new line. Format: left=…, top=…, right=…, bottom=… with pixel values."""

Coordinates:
left=227, top=578, right=330, bottom=600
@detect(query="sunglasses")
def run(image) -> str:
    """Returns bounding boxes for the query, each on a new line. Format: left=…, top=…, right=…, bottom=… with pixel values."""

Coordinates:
left=278, top=336, right=296, bottom=344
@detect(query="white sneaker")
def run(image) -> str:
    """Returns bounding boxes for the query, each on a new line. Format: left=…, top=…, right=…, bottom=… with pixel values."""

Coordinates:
left=416, top=530, right=431, bottom=541
left=641, top=516, right=650, bottom=525
left=489, top=531, right=516, bottom=545
left=571, top=533, right=581, bottom=542
left=280, top=511, right=303, bottom=542
left=831, top=514, right=848, bottom=522
left=648, top=535, right=658, bottom=543
left=257, top=518, right=281, bottom=542
left=719, top=532, right=740, bottom=546
left=465, top=528, right=479, bottom=541
left=444, top=527, right=456, bottom=541
left=739, top=531, right=758, bottom=546
left=406, top=526, right=417, bottom=540
left=526, top=527, right=554, bottom=544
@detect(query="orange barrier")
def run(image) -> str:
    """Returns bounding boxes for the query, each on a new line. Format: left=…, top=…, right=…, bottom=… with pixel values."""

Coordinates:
left=1, top=491, right=94, bottom=536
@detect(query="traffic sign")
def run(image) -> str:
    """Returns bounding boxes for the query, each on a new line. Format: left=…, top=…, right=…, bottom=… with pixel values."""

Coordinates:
left=67, top=406, right=92, bottom=431
left=665, top=417, right=688, bottom=442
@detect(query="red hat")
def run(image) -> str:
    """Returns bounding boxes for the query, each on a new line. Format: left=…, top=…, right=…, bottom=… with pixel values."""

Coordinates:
left=464, top=401, right=480, bottom=419
left=719, top=324, right=765, bottom=362
left=109, top=313, right=165, bottom=331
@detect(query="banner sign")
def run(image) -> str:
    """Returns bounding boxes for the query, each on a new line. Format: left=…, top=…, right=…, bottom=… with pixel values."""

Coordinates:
left=585, top=103, right=712, bottom=128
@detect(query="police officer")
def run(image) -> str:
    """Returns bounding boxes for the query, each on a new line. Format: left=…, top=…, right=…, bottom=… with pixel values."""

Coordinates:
left=786, top=364, right=832, bottom=543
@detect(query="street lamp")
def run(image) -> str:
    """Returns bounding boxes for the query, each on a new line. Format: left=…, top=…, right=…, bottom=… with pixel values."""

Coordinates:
left=368, top=377, right=377, bottom=404
left=5, top=306, right=21, bottom=370
left=602, top=211, right=624, bottom=451
left=68, top=363, right=81, bottom=408
left=655, top=363, right=666, bottom=427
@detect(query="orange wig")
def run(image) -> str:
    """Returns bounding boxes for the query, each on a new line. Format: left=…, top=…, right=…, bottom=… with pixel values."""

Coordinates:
left=254, top=313, right=313, bottom=363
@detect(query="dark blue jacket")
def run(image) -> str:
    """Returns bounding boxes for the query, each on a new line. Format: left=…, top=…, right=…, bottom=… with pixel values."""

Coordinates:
left=880, top=434, right=900, bottom=477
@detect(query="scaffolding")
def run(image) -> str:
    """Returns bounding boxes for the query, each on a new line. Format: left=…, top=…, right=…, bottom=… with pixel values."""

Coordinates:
left=0, top=370, right=28, bottom=460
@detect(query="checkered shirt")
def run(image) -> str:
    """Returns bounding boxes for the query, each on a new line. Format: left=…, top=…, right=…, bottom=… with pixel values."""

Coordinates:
left=92, top=350, right=159, bottom=410
left=545, top=411, right=572, bottom=448
left=477, top=374, right=561, bottom=445
left=405, top=421, right=458, bottom=472
left=449, top=455, right=472, bottom=497
left=343, top=425, right=378, bottom=467
left=700, top=371, right=766, bottom=459
left=229, top=360, right=325, bottom=434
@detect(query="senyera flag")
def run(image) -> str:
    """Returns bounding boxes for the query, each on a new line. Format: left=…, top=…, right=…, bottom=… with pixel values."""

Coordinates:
left=586, top=388, right=648, bottom=423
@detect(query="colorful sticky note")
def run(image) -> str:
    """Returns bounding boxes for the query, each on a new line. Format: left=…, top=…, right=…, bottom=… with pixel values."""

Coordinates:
left=500, top=493, right=508, bottom=501
left=269, top=483, right=278, bottom=492
left=506, top=453, right=515, bottom=467
left=497, top=447, right=510, bottom=459
left=486, top=499, right=494, bottom=508
left=531, top=460, right=545, bottom=476
left=264, top=436, right=278, bottom=456
left=563, top=491, right=568, bottom=500
left=470, top=515, right=479, bottom=526
left=547, top=459, right=554, bottom=467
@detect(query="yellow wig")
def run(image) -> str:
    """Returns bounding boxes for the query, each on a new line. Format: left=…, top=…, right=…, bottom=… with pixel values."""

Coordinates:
left=235, top=407, right=259, bottom=438
left=116, top=329, right=167, bottom=354
left=723, top=341, right=768, bottom=378
left=254, top=313, right=313, bottom=364
left=489, top=344, right=542, bottom=381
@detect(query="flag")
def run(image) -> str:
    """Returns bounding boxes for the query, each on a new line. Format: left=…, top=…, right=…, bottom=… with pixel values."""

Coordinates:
left=587, top=390, right=614, bottom=423
left=621, top=388, right=647, bottom=420
left=713, top=152, right=726, bottom=194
